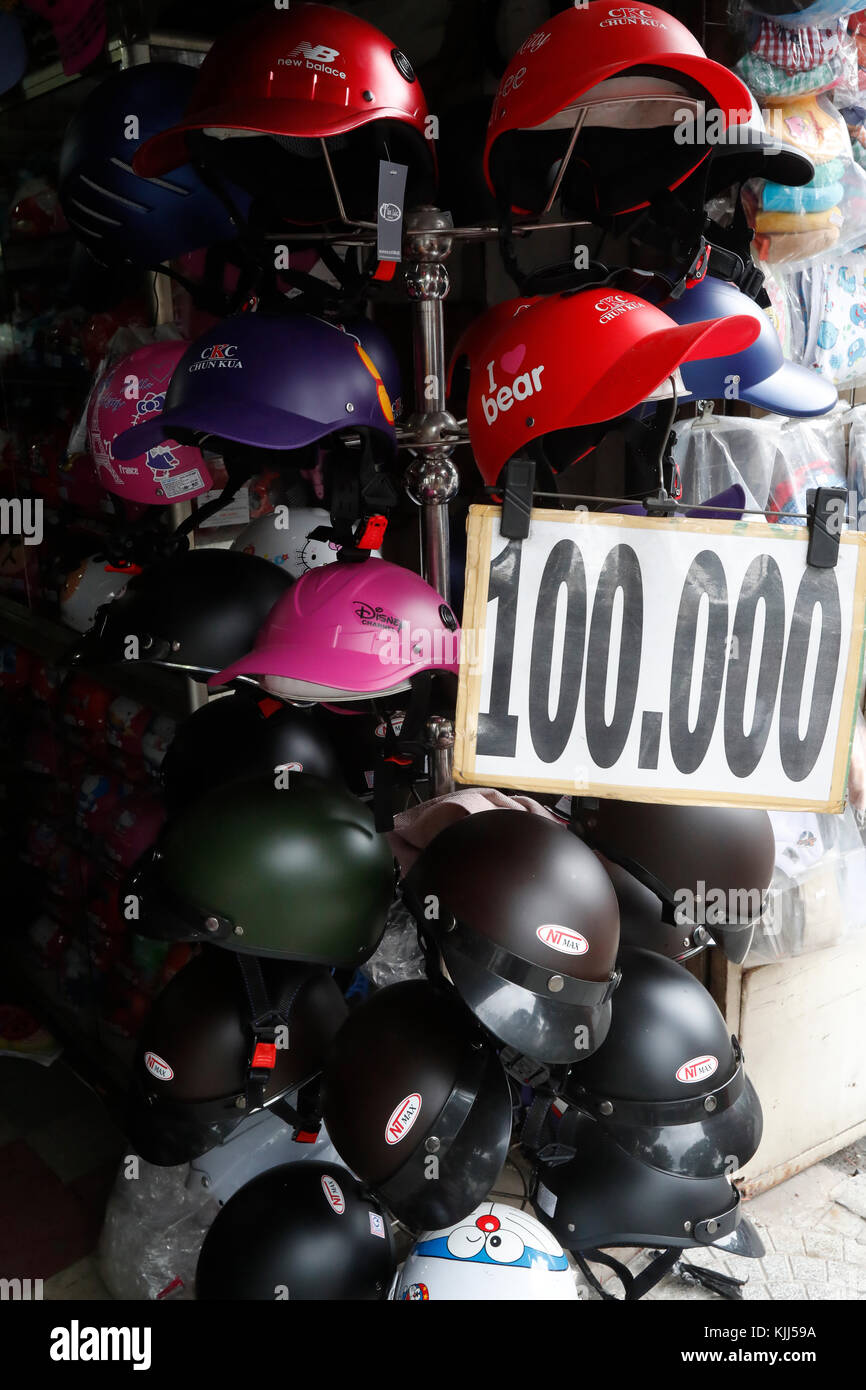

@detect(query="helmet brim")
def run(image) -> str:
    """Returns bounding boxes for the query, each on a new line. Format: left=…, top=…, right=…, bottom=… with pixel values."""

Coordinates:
left=112, top=398, right=387, bottom=462
left=441, top=943, right=613, bottom=1066
left=595, top=1072, right=763, bottom=1179
left=136, top=99, right=424, bottom=178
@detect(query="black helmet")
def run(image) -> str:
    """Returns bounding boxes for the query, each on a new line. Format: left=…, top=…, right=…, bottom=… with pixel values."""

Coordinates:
left=403, top=811, right=621, bottom=1064
left=310, top=698, right=411, bottom=799
left=564, top=947, right=762, bottom=1179
left=70, top=550, right=292, bottom=683
left=161, top=688, right=345, bottom=813
left=322, top=981, right=513, bottom=1231
left=196, top=1162, right=397, bottom=1300
left=127, top=773, right=395, bottom=965
left=570, top=801, right=775, bottom=965
left=531, top=1111, right=764, bottom=1300
left=597, top=852, right=736, bottom=965
left=126, top=948, right=347, bottom=1166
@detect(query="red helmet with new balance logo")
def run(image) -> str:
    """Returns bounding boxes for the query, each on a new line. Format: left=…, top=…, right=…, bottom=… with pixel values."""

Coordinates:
left=133, top=2, right=436, bottom=227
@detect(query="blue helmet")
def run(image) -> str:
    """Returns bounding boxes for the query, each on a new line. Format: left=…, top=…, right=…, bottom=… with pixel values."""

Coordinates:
left=59, top=63, right=249, bottom=268
left=663, top=276, right=837, bottom=418
left=0, top=13, right=27, bottom=98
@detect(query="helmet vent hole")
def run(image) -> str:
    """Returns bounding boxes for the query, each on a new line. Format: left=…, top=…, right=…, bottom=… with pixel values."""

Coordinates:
left=391, top=49, right=415, bottom=83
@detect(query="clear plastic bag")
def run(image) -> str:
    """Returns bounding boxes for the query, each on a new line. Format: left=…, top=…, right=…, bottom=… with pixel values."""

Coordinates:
left=361, top=895, right=427, bottom=987
left=760, top=409, right=849, bottom=520
left=747, top=803, right=866, bottom=963
left=672, top=414, right=784, bottom=513
left=798, top=252, right=866, bottom=387
left=97, top=1155, right=218, bottom=1301
left=745, top=4, right=866, bottom=29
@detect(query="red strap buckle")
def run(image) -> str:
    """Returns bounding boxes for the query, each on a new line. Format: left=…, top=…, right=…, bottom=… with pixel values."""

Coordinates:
left=293, top=1129, right=320, bottom=1144
left=686, top=244, right=710, bottom=289
left=357, top=515, right=388, bottom=550
left=251, top=1042, right=276, bottom=1070
left=372, top=261, right=397, bottom=283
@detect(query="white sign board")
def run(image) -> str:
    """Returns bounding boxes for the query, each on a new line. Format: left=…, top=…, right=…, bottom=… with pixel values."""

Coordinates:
left=454, top=507, right=866, bottom=811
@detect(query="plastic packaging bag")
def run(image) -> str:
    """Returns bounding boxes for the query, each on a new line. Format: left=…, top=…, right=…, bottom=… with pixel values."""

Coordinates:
left=361, top=895, right=427, bottom=987
left=798, top=251, right=866, bottom=386
left=746, top=4, right=866, bottom=28
left=747, top=803, right=866, bottom=963
left=761, top=408, right=849, bottom=519
left=742, top=95, right=866, bottom=268
left=672, top=414, right=784, bottom=513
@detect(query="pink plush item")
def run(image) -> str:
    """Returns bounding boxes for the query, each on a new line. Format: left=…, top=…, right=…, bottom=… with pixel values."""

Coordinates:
left=388, top=788, right=562, bottom=877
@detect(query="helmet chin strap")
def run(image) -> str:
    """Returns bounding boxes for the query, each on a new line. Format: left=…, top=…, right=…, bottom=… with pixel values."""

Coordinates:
left=233, top=955, right=323, bottom=1138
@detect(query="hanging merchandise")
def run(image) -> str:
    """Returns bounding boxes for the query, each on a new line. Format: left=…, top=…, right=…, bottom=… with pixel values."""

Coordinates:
left=209, top=557, right=459, bottom=703
left=460, top=290, right=759, bottom=487
left=160, top=689, right=345, bottom=814
left=58, top=555, right=139, bottom=634
left=484, top=3, right=752, bottom=223
left=196, top=1162, right=397, bottom=1301
left=127, top=773, right=395, bottom=965
left=660, top=275, right=837, bottom=414
left=402, top=810, right=621, bottom=1065
left=130, top=3, right=436, bottom=230
left=798, top=250, right=866, bottom=386
left=391, top=1202, right=578, bottom=1301
left=69, top=549, right=293, bottom=681
left=671, top=411, right=784, bottom=510
left=563, top=947, right=763, bottom=1178
left=110, top=314, right=399, bottom=536
left=322, top=980, right=513, bottom=1230
left=531, top=1111, right=765, bottom=1301
left=230, top=508, right=343, bottom=577
left=745, top=96, right=866, bottom=267
left=569, top=802, right=775, bottom=965
left=736, top=17, right=854, bottom=102
left=125, top=948, right=347, bottom=1166
left=59, top=64, right=249, bottom=271
left=87, top=341, right=214, bottom=506
left=762, top=409, right=849, bottom=520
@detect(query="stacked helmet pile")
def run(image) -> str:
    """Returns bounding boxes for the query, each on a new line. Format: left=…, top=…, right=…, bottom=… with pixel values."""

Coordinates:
left=47, top=0, right=812, bottom=1301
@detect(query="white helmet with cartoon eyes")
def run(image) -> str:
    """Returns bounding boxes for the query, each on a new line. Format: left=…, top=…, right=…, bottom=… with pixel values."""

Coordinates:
left=230, top=508, right=381, bottom=581
left=391, top=1202, right=579, bottom=1301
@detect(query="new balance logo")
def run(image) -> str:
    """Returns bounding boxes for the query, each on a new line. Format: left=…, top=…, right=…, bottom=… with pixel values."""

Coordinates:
left=288, top=42, right=340, bottom=63
left=278, top=41, right=347, bottom=77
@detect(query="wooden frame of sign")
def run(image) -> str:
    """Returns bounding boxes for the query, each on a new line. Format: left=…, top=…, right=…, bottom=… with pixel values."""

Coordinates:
left=454, top=506, right=866, bottom=811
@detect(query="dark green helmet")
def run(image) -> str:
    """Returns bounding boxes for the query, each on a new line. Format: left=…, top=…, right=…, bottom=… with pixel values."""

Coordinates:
left=128, top=773, right=395, bottom=966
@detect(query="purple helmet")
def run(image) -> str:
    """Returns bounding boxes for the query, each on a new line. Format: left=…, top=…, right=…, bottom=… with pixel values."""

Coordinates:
left=111, top=313, right=398, bottom=465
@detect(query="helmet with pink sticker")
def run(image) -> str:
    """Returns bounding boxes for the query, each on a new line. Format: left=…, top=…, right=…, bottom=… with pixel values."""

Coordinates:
left=87, top=341, right=212, bottom=506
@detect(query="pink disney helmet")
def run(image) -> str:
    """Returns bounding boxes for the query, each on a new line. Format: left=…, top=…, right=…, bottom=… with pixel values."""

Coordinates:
left=209, top=558, right=460, bottom=702
left=87, top=340, right=212, bottom=506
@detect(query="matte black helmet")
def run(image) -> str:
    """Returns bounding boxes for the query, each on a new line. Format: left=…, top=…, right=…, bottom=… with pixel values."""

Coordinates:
left=564, top=947, right=762, bottom=1179
left=597, top=852, right=750, bottom=965
left=161, top=688, right=345, bottom=813
left=126, top=948, right=347, bottom=1166
left=70, top=549, right=292, bottom=683
left=128, top=773, right=395, bottom=965
left=403, top=811, right=621, bottom=1064
left=322, top=981, right=513, bottom=1231
left=196, top=1162, right=397, bottom=1301
left=531, top=1110, right=764, bottom=1300
left=570, top=801, right=775, bottom=964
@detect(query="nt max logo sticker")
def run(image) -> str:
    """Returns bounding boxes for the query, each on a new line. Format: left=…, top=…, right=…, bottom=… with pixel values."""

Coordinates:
left=385, top=1092, right=422, bottom=1145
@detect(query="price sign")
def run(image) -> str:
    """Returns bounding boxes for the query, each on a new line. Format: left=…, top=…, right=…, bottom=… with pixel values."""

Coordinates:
left=454, top=507, right=866, bottom=811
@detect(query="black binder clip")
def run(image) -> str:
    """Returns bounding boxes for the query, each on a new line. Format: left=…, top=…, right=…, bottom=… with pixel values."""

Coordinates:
left=806, top=487, right=847, bottom=569
left=499, top=456, right=536, bottom=540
